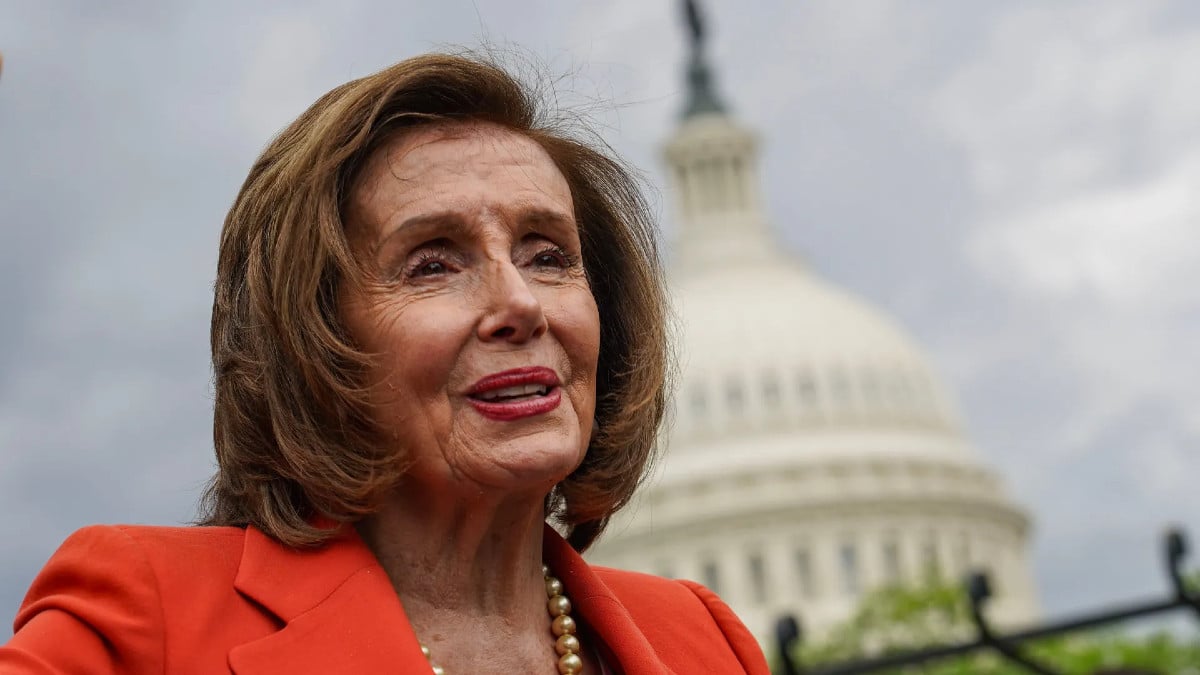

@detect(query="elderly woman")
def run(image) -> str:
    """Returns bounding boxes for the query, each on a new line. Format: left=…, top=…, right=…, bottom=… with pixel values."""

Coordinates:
left=1, top=54, right=768, bottom=674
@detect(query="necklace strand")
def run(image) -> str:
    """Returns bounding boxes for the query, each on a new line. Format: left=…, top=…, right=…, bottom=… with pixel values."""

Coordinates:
left=420, top=564, right=583, bottom=674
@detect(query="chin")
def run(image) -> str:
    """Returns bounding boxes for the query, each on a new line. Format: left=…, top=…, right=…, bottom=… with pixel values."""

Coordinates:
left=480, top=439, right=586, bottom=491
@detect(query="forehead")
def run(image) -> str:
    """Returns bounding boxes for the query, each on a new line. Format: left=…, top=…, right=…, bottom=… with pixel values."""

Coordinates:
left=350, top=122, right=572, bottom=225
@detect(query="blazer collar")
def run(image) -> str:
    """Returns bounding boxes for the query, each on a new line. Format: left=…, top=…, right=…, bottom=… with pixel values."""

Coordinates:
left=227, top=521, right=673, bottom=674
left=228, top=522, right=426, bottom=673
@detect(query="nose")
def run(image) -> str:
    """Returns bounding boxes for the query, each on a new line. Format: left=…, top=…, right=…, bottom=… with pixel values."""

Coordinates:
left=477, top=261, right=548, bottom=343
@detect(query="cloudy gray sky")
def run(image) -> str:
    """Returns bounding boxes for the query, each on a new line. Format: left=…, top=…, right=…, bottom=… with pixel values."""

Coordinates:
left=2, top=0, right=1198, bottom=632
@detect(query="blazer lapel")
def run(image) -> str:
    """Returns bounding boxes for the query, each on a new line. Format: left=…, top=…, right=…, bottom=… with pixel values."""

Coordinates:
left=228, top=524, right=428, bottom=674
left=543, top=525, right=676, bottom=675
left=226, top=522, right=673, bottom=674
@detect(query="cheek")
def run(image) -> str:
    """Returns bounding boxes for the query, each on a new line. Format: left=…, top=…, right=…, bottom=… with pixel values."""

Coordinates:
left=384, top=317, right=457, bottom=394
left=582, top=301, right=601, bottom=376
left=558, top=292, right=601, bottom=401
left=576, top=300, right=601, bottom=444
left=344, top=294, right=471, bottom=397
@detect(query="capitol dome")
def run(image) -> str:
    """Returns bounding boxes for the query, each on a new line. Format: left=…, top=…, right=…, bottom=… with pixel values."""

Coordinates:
left=672, top=260, right=966, bottom=449
left=586, top=14, right=1039, bottom=645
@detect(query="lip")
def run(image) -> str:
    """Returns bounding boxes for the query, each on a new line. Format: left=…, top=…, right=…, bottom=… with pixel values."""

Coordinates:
left=467, top=366, right=563, bottom=421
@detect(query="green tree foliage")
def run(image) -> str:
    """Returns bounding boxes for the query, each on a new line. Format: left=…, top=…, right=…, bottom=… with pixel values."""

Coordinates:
left=793, top=573, right=1200, bottom=675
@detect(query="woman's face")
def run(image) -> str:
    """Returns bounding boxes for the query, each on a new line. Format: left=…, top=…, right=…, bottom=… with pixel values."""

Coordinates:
left=341, top=122, right=600, bottom=497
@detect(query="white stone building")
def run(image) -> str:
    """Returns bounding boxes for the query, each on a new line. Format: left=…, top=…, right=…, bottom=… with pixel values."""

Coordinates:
left=585, top=24, right=1040, bottom=646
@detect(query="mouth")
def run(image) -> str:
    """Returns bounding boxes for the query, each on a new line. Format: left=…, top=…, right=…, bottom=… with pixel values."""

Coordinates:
left=472, top=383, right=553, bottom=402
left=467, top=366, right=563, bottom=421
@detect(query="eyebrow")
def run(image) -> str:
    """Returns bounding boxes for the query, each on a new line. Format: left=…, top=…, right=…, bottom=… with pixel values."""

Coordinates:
left=371, top=207, right=577, bottom=256
left=364, top=214, right=464, bottom=261
left=513, top=207, right=578, bottom=238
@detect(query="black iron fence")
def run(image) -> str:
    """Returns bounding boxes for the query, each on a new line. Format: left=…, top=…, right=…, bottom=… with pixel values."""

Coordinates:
left=775, top=528, right=1200, bottom=675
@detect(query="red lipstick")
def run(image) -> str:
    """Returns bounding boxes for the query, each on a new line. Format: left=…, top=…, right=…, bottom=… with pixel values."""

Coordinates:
left=467, top=366, right=562, bottom=421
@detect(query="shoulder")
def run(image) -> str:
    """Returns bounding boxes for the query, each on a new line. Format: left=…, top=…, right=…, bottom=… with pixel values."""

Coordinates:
left=4, top=524, right=248, bottom=672
left=40, top=522, right=248, bottom=555
left=592, top=566, right=700, bottom=606
left=14, top=523, right=248, bottom=616
left=52, top=523, right=248, bottom=608
left=107, top=523, right=248, bottom=564
left=46, top=524, right=248, bottom=587
left=591, top=567, right=770, bottom=675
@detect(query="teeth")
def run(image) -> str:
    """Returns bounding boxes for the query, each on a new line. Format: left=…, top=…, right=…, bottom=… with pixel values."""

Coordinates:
left=477, top=384, right=549, bottom=401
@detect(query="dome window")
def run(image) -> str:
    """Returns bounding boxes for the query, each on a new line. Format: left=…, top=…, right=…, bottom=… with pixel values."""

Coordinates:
left=725, top=378, right=745, bottom=412
left=697, top=160, right=715, bottom=210
left=882, top=538, right=902, bottom=584
left=861, top=367, right=883, bottom=411
left=889, top=371, right=914, bottom=413
left=921, top=532, right=941, bottom=581
left=711, top=158, right=729, bottom=211
left=747, top=552, right=767, bottom=604
left=954, top=531, right=971, bottom=576
left=839, top=542, right=860, bottom=596
left=730, top=156, right=747, bottom=208
left=830, top=367, right=853, bottom=410
left=762, top=373, right=781, bottom=407
left=795, top=370, right=818, bottom=410
left=794, top=546, right=815, bottom=600
left=675, top=165, right=692, bottom=218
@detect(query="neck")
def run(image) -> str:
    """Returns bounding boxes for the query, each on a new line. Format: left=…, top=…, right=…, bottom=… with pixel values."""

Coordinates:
left=357, top=477, right=550, bottom=609
left=355, top=479, right=558, bottom=671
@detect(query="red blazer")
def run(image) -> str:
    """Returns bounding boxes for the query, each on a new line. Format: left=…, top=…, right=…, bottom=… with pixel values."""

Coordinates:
left=2, top=523, right=769, bottom=674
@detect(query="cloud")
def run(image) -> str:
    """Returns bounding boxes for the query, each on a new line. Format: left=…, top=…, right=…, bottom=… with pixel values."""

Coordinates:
left=232, top=8, right=338, bottom=142
left=919, top=0, right=1200, bottom=610
left=931, top=1, right=1200, bottom=207
left=931, top=0, right=1200, bottom=444
left=968, top=157, right=1200, bottom=306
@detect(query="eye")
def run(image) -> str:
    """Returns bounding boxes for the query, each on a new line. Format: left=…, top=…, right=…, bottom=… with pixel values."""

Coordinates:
left=414, top=260, right=448, bottom=276
left=531, top=245, right=573, bottom=269
left=406, top=250, right=456, bottom=278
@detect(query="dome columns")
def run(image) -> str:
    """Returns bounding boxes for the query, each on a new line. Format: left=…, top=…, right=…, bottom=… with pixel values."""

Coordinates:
left=665, top=116, right=776, bottom=271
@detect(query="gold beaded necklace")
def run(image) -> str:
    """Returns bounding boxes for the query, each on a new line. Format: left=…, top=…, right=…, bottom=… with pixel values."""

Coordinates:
left=419, top=564, right=584, bottom=674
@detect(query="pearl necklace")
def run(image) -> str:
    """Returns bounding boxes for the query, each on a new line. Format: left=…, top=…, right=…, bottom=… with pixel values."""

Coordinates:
left=420, top=564, right=584, bottom=674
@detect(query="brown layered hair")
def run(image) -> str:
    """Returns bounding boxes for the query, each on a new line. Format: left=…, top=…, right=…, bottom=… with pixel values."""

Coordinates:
left=200, top=53, right=670, bottom=551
